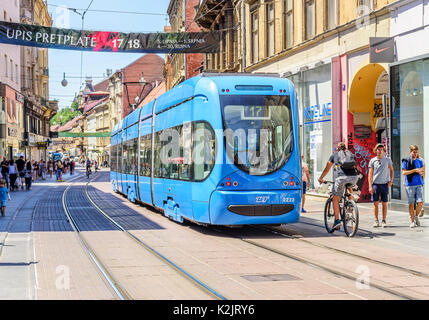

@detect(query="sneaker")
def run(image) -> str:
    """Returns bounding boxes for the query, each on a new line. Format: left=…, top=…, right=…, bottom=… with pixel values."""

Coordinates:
left=410, top=221, right=417, bottom=228
left=373, top=220, right=380, bottom=228
left=415, top=216, right=421, bottom=226
left=381, top=220, right=387, bottom=228
left=332, top=219, right=342, bottom=231
left=301, top=208, right=307, bottom=213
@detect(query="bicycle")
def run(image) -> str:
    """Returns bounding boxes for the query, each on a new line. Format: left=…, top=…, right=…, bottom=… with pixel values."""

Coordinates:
left=86, top=167, right=92, bottom=179
left=323, top=181, right=359, bottom=237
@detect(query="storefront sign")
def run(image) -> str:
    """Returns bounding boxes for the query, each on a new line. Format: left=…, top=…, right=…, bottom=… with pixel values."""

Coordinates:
left=370, top=37, right=395, bottom=63
left=8, top=127, right=18, bottom=137
left=0, top=21, right=220, bottom=53
left=36, top=141, right=48, bottom=149
left=15, top=92, right=24, bottom=104
left=304, top=103, right=332, bottom=124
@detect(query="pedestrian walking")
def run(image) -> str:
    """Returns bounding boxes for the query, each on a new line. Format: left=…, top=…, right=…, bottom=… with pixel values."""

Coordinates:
left=402, top=145, right=425, bottom=228
left=301, top=155, right=310, bottom=213
left=368, top=143, right=394, bottom=228
left=56, top=160, right=63, bottom=181
left=8, top=159, right=18, bottom=191
left=47, top=159, right=53, bottom=178
left=0, top=179, right=9, bottom=216
left=16, top=156, right=26, bottom=190
left=24, top=161, right=33, bottom=190
left=1, top=157, right=9, bottom=189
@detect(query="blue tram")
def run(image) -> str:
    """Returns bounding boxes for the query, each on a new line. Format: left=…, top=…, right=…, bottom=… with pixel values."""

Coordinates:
left=110, top=73, right=302, bottom=225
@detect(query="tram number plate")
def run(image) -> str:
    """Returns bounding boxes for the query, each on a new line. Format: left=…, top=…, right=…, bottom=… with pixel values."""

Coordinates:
left=256, top=196, right=269, bottom=203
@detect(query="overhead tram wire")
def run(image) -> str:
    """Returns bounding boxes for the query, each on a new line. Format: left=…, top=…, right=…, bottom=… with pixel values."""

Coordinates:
left=48, top=4, right=168, bottom=17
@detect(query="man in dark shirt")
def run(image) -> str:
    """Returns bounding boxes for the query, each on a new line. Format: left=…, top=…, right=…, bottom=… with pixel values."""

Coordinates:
left=0, top=157, right=9, bottom=188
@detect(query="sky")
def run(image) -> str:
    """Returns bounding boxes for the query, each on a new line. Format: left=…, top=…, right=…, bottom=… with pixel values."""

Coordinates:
left=47, top=0, right=171, bottom=109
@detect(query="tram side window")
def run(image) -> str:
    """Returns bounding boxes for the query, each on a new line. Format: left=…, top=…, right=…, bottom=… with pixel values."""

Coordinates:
left=179, top=122, right=192, bottom=181
left=153, top=132, right=162, bottom=178
left=140, top=134, right=151, bottom=177
left=110, top=144, right=115, bottom=172
left=128, top=138, right=138, bottom=175
left=122, top=142, right=127, bottom=174
left=193, top=122, right=216, bottom=181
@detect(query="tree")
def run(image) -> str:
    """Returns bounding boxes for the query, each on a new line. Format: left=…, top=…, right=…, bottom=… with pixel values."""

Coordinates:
left=50, top=104, right=81, bottom=127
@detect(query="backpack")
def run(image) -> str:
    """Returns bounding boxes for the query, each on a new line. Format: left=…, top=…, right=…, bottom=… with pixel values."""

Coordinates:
left=338, top=150, right=356, bottom=170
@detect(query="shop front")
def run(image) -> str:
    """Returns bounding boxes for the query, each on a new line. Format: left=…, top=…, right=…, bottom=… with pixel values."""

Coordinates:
left=290, top=63, right=333, bottom=194
left=390, top=56, right=429, bottom=203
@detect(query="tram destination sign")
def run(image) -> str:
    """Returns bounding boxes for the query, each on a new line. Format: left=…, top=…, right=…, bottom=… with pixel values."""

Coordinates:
left=0, top=21, right=220, bottom=54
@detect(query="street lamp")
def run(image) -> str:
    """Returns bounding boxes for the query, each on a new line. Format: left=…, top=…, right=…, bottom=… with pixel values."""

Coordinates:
left=123, top=72, right=148, bottom=110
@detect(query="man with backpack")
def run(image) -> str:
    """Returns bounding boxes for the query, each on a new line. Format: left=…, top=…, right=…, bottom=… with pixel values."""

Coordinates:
left=318, top=142, right=359, bottom=231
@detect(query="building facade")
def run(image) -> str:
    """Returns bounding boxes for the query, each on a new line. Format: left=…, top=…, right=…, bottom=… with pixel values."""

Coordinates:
left=0, top=0, right=24, bottom=160
left=196, top=0, right=404, bottom=203
left=20, top=0, right=57, bottom=161
left=166, top=0, right=204, bottom=90
left=388, top=0, right=429, bottom=203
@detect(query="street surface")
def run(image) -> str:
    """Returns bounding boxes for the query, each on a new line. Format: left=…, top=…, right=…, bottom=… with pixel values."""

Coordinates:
left=0, top=166, right=428, bottom=300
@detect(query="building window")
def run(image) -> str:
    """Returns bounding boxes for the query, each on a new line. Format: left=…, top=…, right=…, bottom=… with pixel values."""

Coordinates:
left=325, top=0, right=338, bottom=30
left=4, top=55, right=7, bottom=78
left=266, top=1, right=275, bottom=57
left=284, top=0, right=294, bottom=49
left=357, top=0, right=373, bottom=16
left=251, top=9, right=259, bottom=64
left=304, top=0, right=315, bottom=40
left=15, top=64, right=18, bottom=83
left=10, top=59, right=13, bottom=82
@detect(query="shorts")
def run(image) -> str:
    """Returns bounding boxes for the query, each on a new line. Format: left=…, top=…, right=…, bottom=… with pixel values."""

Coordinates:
left=302, top=181, right=307, bottom=194
left=0, top=200, right=6, bottom=207
left=405, top=185, right=424, bottom=205
left=372, top=184, right=389, bottom=203
left=332, top=175, right=358, bottom=197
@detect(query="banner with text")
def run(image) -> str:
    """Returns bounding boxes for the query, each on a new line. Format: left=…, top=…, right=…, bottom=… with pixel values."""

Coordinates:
left=0, top=21, right=220, bottom=53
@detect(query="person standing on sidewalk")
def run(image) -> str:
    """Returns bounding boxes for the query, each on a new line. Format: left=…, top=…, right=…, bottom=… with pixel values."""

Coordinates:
left=0, top=179, right=9, bottom=216
left=301, top=155, right=310, bottom=213
left=368, top=144, right=394, bottom=228
left=402, top=145, right=425, bottom=228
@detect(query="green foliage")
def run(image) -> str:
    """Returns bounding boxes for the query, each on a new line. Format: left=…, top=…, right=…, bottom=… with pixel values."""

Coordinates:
left=50, top=105, right=81, bottom=127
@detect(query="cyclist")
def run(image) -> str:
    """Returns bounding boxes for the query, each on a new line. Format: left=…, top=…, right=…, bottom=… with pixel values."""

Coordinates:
left=86, top=159, right=92, bottom=177
left=318, top=142, right=359, bottom=231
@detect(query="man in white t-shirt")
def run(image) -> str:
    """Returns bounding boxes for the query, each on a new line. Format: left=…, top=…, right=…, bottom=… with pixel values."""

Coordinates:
left=368, top=143, right=394, bottom=228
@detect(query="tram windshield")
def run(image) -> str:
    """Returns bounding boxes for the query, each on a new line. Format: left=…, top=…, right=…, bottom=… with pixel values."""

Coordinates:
left=221, top=95, right=293, bottom=176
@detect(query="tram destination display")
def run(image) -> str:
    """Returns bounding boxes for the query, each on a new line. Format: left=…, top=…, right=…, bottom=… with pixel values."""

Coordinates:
left=0, top=21, right=220, bottom=54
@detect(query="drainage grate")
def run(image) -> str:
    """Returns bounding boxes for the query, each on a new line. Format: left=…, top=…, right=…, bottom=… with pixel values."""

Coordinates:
left=241, top=274, right=302, bottom=282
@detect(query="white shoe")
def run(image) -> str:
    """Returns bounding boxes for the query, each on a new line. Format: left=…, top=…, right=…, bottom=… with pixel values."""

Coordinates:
left=373, top=220, right=380, bottom=228
left=410, top=221, right=417, bottom=228
left=381, top=220, right=387, bottom=228
left=415, top=216, right=421, bottom=226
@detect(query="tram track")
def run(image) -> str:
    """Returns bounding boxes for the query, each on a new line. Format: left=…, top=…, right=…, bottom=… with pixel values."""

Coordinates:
left=62, top=173, right=132, bottom=300
left=209, top=226, right=426, bottom=300
left=65, top=171, right=227, bottom=300
left=256, top=225, right=429, bottom=280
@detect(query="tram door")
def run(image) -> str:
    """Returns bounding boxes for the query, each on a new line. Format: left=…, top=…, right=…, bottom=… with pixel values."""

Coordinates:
left=118, top=129, right=124, bottom=194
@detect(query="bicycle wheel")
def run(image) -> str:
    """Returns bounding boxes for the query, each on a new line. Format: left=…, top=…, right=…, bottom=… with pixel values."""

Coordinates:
left=343, top=200, right=359, bottom=237
left=324, top=196, right=335, bottom=233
